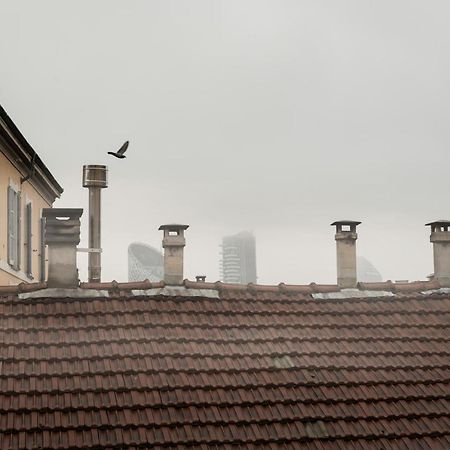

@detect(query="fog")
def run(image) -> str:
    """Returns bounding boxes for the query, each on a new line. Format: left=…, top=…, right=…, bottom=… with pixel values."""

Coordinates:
left=1, top=1, right=449, bottom=284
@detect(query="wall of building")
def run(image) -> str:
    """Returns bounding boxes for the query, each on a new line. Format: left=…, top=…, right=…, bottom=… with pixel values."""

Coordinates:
left=0, top=152, right=51, bottom=284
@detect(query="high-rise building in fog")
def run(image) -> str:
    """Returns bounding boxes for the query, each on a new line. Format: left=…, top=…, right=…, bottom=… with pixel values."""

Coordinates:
left=357, top=256, right=382, bottom=282
left=128, top=242, right=164, bottom=282
left=220, top=231, right=257, bottom=284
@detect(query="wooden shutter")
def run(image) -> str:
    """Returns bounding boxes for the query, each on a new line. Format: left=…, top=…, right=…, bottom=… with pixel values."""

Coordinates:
left=7, top=186, right=13, bottom=265
left=16, top=192, right=21, bottom=271
left=7, top=186, right=18, bottom=267
left=40, top=217, right=46, bottom=282
left=26, top=203, right=32, bottom=277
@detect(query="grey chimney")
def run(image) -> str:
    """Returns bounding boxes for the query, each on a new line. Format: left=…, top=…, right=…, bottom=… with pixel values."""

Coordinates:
left=42, top=208, right=83, bottom=288
left=82, top=165, right=108, bottom=283
left=159, top=224, right=189, bottom=285
left=426, top=220, right=450, bottom=286
left=331, top=220, right=361, bottom=289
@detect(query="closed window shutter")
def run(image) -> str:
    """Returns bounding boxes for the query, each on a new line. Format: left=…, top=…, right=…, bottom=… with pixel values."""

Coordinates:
left=7, top=187, right=13, bottom=265
left=26, top=203, right=33, bottom=277
left=7, top=186, right=17, bottom=267
left=40, top=217, right=46, bottom=282
left=16, top=192, right=21, bottom=271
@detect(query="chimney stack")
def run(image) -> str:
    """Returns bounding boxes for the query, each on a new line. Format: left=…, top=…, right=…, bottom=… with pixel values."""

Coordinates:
left=42, top=208, right=83, bottom=288
left=331, top=220, right=361, bottom=289
left=159, top=224, right=189, bottom=285
left=426, top=220, right=450, bottom=286
left=82, top=165, right=108, bottom=283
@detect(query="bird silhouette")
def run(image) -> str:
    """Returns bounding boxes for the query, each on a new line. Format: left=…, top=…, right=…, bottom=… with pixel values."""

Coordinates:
left=108, top=141, right=129, bottom=159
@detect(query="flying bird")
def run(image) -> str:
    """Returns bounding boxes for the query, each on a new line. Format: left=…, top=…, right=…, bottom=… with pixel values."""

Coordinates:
left=108, top=141, right=129, bottom=159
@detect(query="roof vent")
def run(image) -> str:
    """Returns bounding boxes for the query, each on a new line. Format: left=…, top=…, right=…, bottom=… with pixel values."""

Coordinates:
left=196, top=275, right=206, bottom=282
left=42, top=208, right=83, bottom=288
left=331, top=220, right=361, bottom=289
left=159, top=224, right=189, bottom=285
left=426, top=220, right=450, bottom=287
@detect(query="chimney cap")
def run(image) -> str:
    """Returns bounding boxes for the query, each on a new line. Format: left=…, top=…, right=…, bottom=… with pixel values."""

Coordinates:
left=82, top=165, right=108, bottom=188
left=158, top=224, right=189, bottom=231
left=42, top=208, right=83, bottom=219
left=425, top=220, right=450, bottom=226
left=330, top=220, right=361, bottom=227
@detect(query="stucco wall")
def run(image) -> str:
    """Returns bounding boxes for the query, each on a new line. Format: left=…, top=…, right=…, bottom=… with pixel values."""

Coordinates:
left=0, top=152, right=52, bottom=284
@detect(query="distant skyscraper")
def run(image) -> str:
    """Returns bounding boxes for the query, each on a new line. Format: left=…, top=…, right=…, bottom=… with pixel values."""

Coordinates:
left=220, top=231, right=257, bottom=284
left=128, top=242, right=164, bottom=282
left=357, top=256, right=382, bottom=282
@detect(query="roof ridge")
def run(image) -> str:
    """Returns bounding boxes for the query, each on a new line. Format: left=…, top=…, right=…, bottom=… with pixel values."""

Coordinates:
left=0, top=278, right=442, bottom=295
left=4, top=292, right=450, bottom=306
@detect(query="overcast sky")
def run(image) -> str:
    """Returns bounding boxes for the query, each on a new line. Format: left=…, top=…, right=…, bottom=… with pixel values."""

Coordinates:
left=1, top=1, right=449, bottom=284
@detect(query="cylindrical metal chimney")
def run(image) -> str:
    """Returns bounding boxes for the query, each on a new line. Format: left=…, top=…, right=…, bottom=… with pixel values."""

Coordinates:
left=426, top=220, right=450, bottom=287
left=331, top=220, right=361, bottom=289
left=83, top=165, right=108, bottom=283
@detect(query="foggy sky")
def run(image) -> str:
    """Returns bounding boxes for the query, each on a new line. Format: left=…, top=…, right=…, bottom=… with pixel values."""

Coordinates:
left=1, top=1, right=449, bottom=284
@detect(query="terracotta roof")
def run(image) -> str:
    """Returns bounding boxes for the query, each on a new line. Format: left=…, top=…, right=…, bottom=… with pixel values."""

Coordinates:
left=0, top=281, right=449, bottom=448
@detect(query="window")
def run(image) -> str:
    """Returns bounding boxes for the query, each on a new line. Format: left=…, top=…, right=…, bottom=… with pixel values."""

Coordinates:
left=7, top=186, right=21, bottom=270
left=25, top=202, right=33, bottom=278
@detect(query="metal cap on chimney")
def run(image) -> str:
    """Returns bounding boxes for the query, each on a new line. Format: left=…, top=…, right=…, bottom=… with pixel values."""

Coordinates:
left=426, top=220, right=450, bottom=286
left=331, top=220, right=361, bottom=289
left=82, top=165, right=108, bottom=188
left=159, top=224, right=189, bottom=285
left=42, top=208, right=83, bottom=288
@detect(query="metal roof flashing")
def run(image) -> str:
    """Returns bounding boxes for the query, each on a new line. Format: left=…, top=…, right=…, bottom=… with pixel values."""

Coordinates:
left=131, top=285, right=219, bottom=299
left=18, top=288, right=110, bottom=300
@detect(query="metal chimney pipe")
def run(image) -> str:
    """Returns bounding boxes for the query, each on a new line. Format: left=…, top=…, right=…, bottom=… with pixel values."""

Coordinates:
left=82, top=165, right=108, bottom=283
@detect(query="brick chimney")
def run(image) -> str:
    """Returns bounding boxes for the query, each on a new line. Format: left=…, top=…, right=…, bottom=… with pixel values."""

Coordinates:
left=159, top=224, right=189, bottom=285
left=426, top=220, right=450, bottom=286
left=331, top=220, right=361, bottom=289
left=42, top=208, right=83, bottom=288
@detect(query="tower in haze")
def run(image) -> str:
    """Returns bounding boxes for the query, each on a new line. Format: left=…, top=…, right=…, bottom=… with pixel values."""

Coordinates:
left=220, top=231, right=257, bottom=284
left=128, top=242, right=164, bottom=282
left=357, top=256, right=382, bottom=282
